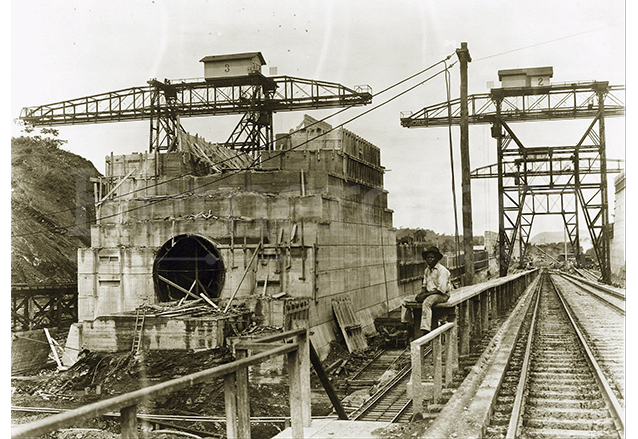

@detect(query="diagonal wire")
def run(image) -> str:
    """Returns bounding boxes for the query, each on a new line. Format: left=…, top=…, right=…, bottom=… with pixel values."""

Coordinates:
left=13, top=53, right=457, bottom=226
left=12, top=57, right=458, bottom=238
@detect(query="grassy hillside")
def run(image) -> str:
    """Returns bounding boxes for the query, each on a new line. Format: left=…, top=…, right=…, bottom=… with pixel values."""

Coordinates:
left=11, top=135, right=101, bottom=284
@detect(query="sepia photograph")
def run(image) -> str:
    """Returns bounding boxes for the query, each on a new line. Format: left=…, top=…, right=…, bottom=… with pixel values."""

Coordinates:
left=10, top=1, right=627, bottom=438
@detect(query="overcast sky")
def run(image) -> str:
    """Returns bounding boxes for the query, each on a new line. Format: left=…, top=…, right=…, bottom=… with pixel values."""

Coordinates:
left=11, top=0, right=627, bottom=237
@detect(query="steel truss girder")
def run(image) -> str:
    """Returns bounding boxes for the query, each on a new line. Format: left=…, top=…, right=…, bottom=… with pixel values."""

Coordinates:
left=20, top=75, right=373, bottom=125
left=400, top=82, right=624, bottom=127
left=20, top=74, right=373, bottom=153
left=224, top=110, right=274, bottom=156
left=400, top=77, right=623, bottom=284
left=489, top=95, right=615, bottom=282
left=472, top=157, right=624, bottom=179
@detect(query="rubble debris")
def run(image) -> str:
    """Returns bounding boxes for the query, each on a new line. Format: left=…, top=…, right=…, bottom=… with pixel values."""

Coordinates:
left=130, top=299, right=247, bottom=319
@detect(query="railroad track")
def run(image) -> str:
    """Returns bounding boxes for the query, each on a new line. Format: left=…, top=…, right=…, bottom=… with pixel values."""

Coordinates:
left=486, top=273, right=624, bottom=438
left=558, top=272, right=625, bottom=315
left=574, top=268, right=602, bottom=283
left=344, top=347, right=412, bottom=422
left=348, top=308, right=514, bottom=424
left=345, top=348, right=408, bottom=388
left=349, top=360, right=414, bottom=423
left=551, top=273, right=625, bottom=402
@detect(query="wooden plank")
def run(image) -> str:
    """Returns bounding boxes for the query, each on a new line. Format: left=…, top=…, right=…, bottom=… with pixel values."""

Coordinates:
left=224, top=243, right=262, bottom=313
left=120, top=405, right=138, bottom=439
left=224, top=373, right=238, bottom=439
left=43, top=328, right=65, bottom=371
left=410, top=343, right=425, bottom=414
left=481, top=293, right=490, bottom=333
left=298, top=332, right=311, bottom=427
left=96, top=168, right=136, bottom=207
left=235, top=349, right=251, bottom=439
left=433, top=336, right=442, bottom=403
left=287, top=348, right=304, bottom=439
left=157, top=276, right=200, bottom=301
left=309, top=341, right=347, bottom=420
left=331, top=297, right=368, bottom=353
left=460, top=302, right=470, bottom=356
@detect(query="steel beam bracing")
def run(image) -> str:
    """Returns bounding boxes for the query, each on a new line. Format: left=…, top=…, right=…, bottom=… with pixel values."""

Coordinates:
left=402, top=81, right=624, bottom=284
left=20, top=73, right=373, bottom=154
left=400, top=82, right=624, bottom=127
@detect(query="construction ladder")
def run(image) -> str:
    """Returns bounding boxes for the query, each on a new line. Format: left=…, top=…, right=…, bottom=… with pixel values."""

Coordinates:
left=131, top=308, right=146, bottom=354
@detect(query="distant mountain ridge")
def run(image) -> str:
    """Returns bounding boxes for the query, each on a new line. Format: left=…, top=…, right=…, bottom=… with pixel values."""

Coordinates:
left=530, top=230, right=592, bottom=249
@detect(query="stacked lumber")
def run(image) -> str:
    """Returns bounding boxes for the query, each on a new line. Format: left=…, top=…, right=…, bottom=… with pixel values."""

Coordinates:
left=133, top=299, right=236, bottom=318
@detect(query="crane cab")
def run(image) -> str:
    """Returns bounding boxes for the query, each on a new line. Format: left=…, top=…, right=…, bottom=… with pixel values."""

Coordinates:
left=200, top=52, right=267, bottom=81
left=498, top=66, right=553, bottom=88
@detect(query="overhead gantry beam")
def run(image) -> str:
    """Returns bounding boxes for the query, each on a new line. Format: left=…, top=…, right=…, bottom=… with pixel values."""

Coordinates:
left=401, top=82, right=624, bottom=127
left=20, top=72, right=373, bottom=154
left=401, top=78, right=624, bottom=284
left=471, top=157, right=625, bottom=179
left=20, top=74, right=372, bottom=126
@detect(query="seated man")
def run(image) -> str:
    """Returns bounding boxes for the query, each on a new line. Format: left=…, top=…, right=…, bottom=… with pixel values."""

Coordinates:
left=401, top=246, right=452, bottom=334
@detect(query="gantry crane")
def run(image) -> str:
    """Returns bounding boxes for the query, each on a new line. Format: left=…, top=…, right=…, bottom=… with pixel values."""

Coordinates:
left=401, top=69, right=624, bottom=284
left=20, top=52, right=372, bottom=157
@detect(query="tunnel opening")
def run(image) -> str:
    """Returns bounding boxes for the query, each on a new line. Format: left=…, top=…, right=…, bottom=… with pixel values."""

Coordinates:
left=153, top=235, right=225, bottom=303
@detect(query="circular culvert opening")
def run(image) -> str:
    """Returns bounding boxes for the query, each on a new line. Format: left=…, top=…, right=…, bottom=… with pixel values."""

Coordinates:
left=153, top=235, right=225, bottom=303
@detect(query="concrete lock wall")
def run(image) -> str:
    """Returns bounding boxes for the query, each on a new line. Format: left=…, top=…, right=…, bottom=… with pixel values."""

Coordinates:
left=82, top=315, right=226, bottom=352
left=79, top=122, right=407, bottom=357
left=610, top=171, right=625, bottom=280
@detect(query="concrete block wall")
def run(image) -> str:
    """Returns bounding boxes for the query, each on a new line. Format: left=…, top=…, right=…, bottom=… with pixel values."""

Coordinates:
left=82, top=315, right=227, bottom=352
left=610, top=172, right=625, bottom=279
left=81, top=120, right=409, bottom=357
left=78, top=247, right=156, bottom=321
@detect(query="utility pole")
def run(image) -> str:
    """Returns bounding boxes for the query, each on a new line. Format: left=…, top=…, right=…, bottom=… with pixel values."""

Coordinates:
left=457, top=42, right=474, bottom=285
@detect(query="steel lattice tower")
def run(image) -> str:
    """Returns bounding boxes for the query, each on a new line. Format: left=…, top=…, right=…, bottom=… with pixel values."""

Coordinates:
left=402, top=77, right=624, bottom=284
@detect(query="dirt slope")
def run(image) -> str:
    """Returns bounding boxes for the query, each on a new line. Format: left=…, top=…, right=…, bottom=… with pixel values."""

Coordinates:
left=11, top=135, right=101, bottom=284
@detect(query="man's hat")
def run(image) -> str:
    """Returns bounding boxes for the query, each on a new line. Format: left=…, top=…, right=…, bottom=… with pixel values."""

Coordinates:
left=422, top=246, right=443, bottom=261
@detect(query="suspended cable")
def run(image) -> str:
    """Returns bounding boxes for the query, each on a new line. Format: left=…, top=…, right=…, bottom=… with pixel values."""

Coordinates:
left=14, top=53, right=457, bottom=226
left=12, top=57, right=458, bottom=238
left=100, top=63, right=459, bottom=225
left=473, top=26, right=610, bottom=62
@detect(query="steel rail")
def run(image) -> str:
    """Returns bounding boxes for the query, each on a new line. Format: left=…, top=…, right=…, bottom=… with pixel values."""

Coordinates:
left=558, top=273, right=625, bottom=316
left=350, top=364, right=413, bottom=421
left=549, top=275, right=625, bottom=437
left=345, top=348, right=390, bottom=385
left=561, top=271, right=625, bottom=300
left=389, top=400, right=412, bottom=423
left=11, top=406, right=334, bottom=424
left=350, top=345, right=429, bottom=422
left=506, top=279, right=542, bottom=438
